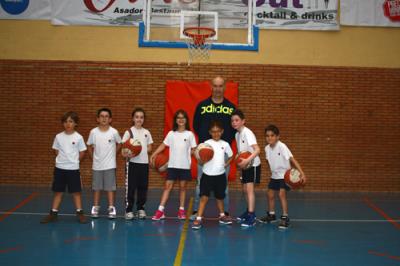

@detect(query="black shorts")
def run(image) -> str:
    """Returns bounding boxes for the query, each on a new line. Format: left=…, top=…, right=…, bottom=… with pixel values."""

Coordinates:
left=167, top=168, right=192, bottom=181
left=200, top=173, right=227, bottom=200
left=240, top=165, right=261, bottom=184
left=268, top=179, right=291, bottom=191
left=52, top=167, right=82, bottom=193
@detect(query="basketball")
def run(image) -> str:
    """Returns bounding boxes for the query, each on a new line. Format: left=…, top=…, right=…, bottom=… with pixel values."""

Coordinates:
left=122, top=138, right=142, bottom=157
left=235, top=151, right=253, bottom=169
left=154, top=153, right=169, bottom=173
left=194, top=143, right=214, bottom=163
left=284, top=168, right=303, bottom=189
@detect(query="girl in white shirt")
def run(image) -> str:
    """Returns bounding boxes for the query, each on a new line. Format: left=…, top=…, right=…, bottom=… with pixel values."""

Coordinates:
left=150, top=110, right=197, bottom=221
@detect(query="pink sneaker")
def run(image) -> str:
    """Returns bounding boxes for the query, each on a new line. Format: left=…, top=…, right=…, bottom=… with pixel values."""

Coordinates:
left=177, top=209, right=186, bottom=220
left=152, top=210, right=165, bottom=221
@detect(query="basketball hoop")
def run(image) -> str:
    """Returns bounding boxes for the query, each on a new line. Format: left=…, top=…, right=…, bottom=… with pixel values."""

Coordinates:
left=183, top=27, right=216, bottom=65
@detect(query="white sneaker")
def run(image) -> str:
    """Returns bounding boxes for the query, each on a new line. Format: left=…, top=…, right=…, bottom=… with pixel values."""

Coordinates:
left=138, top=210, right=147, bottom=219
left=91, top=206, right=100, bottom=218
left=108, top=206, right=116, bottom=219
left=125, top=212, right=134, bottom=220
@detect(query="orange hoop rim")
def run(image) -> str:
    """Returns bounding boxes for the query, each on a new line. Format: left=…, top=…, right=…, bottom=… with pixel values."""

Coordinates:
left=183, top=27, right=216, bottom=45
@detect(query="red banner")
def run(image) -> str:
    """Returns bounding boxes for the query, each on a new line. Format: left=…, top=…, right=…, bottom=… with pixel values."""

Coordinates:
left=164, top=80, right=239, bottom=181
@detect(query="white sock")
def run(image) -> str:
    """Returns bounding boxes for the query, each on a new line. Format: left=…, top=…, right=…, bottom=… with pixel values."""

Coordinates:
left=179, top=206, right=185, bottom=211
left=269, top=211, right=275, bottom=215
left=219, top=213, right=225, bottom=217
left=158, top=205, right=165, bottom=211
left=51, top=209, right=58, bottom=212
left=196, top=216, right=202, bottom=221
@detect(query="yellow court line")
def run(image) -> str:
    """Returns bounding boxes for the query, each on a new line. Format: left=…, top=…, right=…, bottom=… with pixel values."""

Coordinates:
left=173, top=197, right=193, bottom=266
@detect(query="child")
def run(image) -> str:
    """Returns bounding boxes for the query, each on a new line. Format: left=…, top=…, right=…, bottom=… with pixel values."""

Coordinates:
left=122, top=108, right=153, bottom=220
left=192, top=120, right=234, bottom=230
left=87, top=108, right=122, bottom=219
left=259, top=124, right=306, bottom=229
left=150, top=109, right=197, bottom=221
left=231, top=109, right=261, bottom=227
left=41, top=111, right=87, bottom=224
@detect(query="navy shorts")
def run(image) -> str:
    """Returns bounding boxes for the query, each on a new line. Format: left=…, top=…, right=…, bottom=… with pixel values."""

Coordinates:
left=167, top=168, right=192, bottom=181
left=52, top=167, right=82, bottom=193
left=240, top=165, right=261, bottom=184
left=200, top=173, right=227, bottom=200
left=268, top=179, right=291, bottom=191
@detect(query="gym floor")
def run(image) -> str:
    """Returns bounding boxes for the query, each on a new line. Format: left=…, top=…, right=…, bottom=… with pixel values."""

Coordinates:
left=0, top=186, right=399, bottom=266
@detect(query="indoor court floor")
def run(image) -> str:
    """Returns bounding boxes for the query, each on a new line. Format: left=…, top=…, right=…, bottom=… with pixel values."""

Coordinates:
left=0, top=186, right=399, bottom=266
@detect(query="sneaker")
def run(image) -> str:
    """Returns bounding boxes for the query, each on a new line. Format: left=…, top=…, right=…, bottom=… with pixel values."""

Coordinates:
left=40, top=210, right=58, bottom=224
left=108, top=206, right=116, bottom=219
left=278, top=216, right=290, bottom=229
left=190, top=211, right=198, bottom=221
left=125, top=212, right=134, bottom=220
left=152, top=210, right=165, bottom=221
left=192, top=219, right=202, bottom=230
left=177, top=209, right=186, bottom=220
left=236, top=210, right=248, bottom=223
left=138, top=209, right=147, bottom=219
left=219, top=215, right=233, bottom=225
left=91, top=206, right=100, bottom=218
left=258, top=212, right=277, bottom=224
left=241, top=213, right=256, bottom=227
left=76, top=210, right=88, bottom=224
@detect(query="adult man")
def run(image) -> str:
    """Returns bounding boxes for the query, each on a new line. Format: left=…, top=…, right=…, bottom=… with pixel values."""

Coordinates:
left=191, top=76, right=236, bottom=219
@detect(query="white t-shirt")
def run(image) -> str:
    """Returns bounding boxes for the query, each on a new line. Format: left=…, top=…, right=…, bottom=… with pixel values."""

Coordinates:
left=235, top=126, right=261, bottom=167
left=122, top=126, right=153, bottom=164
left=265, top=141, right=293, bottom=180
left=203, top=139, right=233, bottom=176
left=52, top=131, right=87, bottom=170
left=163, top=130, right=197, bottom=169
left=87, top=127, right=122, bottom=170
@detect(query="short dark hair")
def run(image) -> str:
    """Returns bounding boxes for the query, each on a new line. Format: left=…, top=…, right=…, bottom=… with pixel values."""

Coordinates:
left=208, top=120, right=223, bottom=131
left=61, top=111, right=79, bottom=124
left=265, top=124, right=280, bottom=136
left=231, top=109, right=245, bottom=120
left=97, top=108, right=112, bottom=117
left=131, top=107, right=145, bottom=118
left=173, top=109, right=190, bottom=131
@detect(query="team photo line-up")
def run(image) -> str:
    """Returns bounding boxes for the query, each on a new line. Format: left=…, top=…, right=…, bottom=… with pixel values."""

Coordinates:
left=40, top=76, right=307, bottom=230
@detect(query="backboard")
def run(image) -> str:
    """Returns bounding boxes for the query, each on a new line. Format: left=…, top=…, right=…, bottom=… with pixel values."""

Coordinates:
left=138, top=0, right=258, bottom=51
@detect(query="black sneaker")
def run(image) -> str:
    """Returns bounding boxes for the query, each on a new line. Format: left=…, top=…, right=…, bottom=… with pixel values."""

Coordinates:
left=76, top=210, right=88, bottom=224
left=278, top=215, right=290, bottom=229
left=258, top=212, right=277, bottom=223
left=40, top=210, right=58, bottom=224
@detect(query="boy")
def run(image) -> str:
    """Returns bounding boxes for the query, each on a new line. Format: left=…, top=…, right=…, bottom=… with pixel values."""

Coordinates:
left=41, top=111, right=87, bottom=224
left=231, top=109, right=261, bottom=227
left=87, top=108, right=122, bottom=219
left=259, top=124, right=306, bottom=229
left=192, top=120, right=234, bottom=230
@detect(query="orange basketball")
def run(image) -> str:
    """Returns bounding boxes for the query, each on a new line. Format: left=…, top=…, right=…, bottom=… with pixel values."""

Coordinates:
left=154, top=153, right=169, bottom=173
left=284, top=169, right=303, bottom=189
left=122, top=138, right=142, bottom=157
left=235, top=151, right=253, bottom=169
left=194, top=143, right=214, bottom=163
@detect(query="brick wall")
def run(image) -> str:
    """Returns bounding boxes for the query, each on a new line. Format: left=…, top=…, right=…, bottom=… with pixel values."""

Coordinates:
left=0, top=60, right=399, bottom=191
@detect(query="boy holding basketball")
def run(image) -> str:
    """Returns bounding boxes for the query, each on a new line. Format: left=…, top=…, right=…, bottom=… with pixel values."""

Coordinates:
left=192, top=120, right=234, bottom=229
left=87, top=108, right=122, bottom=219
left=41, top=111, right=87, bottom=224
left=231, top=109, right=261, bottom=227
left=259, top=124, right=306, bottom=229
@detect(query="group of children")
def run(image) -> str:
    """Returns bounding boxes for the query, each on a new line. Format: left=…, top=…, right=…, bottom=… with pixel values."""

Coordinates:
left=41, top=107, right=306, bottom=230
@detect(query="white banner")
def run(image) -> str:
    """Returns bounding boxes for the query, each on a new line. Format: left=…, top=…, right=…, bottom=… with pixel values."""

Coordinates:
left=51, top=0, right=144, bottom=26
left=256, top=0, right=339, bottom=30
left=0, top=0, right=50, bottom=20
left=341, top=0, right=400, bottom=27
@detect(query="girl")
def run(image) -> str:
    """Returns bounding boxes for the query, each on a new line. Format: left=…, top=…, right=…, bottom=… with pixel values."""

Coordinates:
left=150, top=109, right=197, bottom=220
left=122, top=108, right=153, bottom=220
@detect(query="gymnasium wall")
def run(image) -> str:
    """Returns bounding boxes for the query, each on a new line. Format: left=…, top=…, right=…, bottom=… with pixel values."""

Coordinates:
left=1, top=60, right=399, bottom=191
left=0, top=20, right=399, bottom=191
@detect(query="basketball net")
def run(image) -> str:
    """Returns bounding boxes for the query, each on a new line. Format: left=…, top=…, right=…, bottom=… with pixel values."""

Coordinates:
left=183, top=27, right=215, bottom=65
